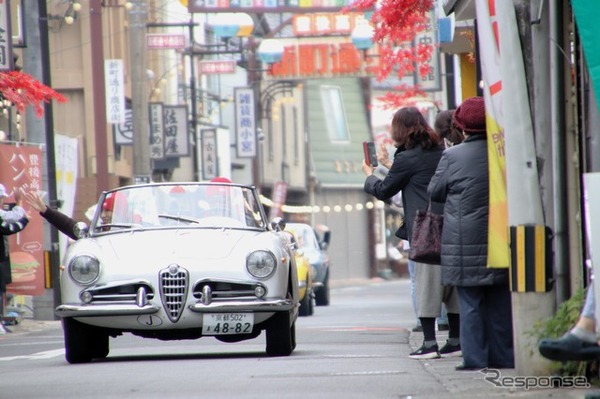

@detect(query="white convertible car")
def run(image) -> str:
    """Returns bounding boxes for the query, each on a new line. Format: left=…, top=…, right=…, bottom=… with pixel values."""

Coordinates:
left=56, top=182, right=299, bottom=364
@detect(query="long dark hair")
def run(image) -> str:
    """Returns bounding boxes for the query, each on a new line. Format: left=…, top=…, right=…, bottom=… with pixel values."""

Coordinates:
left=434, top=109, right=463, bottom=146
left=391, top=107, right=440, bottom=149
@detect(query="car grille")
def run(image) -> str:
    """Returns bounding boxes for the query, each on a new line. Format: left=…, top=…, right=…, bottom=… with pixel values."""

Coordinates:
left=192, top=280, right=263, bottom=302
left=159, top=265, right=189, bottom=322
left=82, top=282, right=154, bottom=303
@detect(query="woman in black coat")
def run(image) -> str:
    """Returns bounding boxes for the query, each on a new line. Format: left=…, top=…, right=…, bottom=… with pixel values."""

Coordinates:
left=428, top=96, right=514, bottom=370
left=363, top=107, right=461, bottom=360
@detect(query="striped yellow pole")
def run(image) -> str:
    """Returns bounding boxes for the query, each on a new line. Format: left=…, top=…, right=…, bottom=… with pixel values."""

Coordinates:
left=509, top=225, right=553, bottom=292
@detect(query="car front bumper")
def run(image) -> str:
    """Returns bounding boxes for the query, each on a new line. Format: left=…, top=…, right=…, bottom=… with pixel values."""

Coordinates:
left=55, top=299, right=295, bottom=318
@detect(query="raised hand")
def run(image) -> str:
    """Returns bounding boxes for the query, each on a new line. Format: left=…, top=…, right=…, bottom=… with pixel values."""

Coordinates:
left=22, top=190, right=48, bottom=213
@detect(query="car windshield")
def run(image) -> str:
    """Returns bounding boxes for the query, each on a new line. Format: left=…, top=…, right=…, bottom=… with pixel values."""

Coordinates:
left=90, top=183, right=266, bottom=234
left=286, top=224, right=320, bottom=250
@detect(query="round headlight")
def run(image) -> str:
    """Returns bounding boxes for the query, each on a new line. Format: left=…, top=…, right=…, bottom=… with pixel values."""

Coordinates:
left=68, top=255, right=100, bottom=285
left=246, top=250, right=276, bottom=279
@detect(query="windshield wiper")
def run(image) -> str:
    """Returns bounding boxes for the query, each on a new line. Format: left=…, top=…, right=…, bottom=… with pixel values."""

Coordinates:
left=94, top=223, right=143, bottom=232
left=157, top=214, right=201, bottom=224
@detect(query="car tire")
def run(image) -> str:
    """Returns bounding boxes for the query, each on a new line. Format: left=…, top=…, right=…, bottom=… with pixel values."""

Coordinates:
left=90, top=331, right=110, bottom=359
left=298, top=278, right=312, bottom=317
left=266, top=310, right=295, bottom=356
left=63, top=318, right=109, bottom=364
left=315, top=272, right=330, bottom=306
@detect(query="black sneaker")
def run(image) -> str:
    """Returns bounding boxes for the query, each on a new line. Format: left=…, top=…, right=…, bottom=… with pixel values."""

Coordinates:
left=409, top=344, right=440, bottom=359
left=439, top=341, right=462, bottom=357
left=412, top=325, right=423, bottom=332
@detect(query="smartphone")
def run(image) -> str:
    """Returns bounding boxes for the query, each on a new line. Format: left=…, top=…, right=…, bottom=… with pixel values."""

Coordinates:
left=363, top=141, right=378, bottom=167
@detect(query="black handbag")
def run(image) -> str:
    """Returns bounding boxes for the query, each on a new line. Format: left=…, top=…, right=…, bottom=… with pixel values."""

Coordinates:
left=408, top=203, right=443, bottom=264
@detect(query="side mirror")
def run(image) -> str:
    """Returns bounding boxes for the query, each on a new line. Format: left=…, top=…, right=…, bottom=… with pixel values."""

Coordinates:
left=270, top=217, right=286, bottom=232
left=73, top=222, right=89, bottom=239
left=318, top=229, right=331, bottom=250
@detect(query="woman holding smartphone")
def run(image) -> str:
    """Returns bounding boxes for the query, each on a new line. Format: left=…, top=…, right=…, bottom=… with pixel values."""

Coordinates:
left=362, top=106, right=461, bottom=360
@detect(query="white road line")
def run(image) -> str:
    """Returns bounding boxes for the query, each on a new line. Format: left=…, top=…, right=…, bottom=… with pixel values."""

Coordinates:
left=329, top=370, right=405, bottom=376
left=0, top=348, right=65, bottom=362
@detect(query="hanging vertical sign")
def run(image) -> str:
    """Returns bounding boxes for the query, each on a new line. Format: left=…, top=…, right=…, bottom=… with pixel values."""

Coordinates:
left=0, top=0, right=13, bottom=71
left=163, top=105, right=190, bottom=157
left=235, top=87, right=256, bottom=158
left=148, top=102, right=165, bottom=160
left=414, top=9, right=441, bottom=91
left=113, top=108, right=133, bottom=145
left=105, top=59, right=126, bottom=124
left=200, top=128, right=218, bottom=180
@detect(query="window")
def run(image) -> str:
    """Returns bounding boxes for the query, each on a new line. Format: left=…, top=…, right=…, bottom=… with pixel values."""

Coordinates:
left=320, top=85, right=350, bottom=142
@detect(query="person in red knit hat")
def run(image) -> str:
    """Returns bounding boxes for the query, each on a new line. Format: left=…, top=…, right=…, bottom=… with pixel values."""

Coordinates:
left=428, top=96, right=515, bottom=371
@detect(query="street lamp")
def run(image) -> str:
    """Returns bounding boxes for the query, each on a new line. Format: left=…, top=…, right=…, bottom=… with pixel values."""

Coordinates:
left=257, top=39, right=285, bottom=64
left=351, top=22, right=375, bottom=52
left=208, top=13, right=254, bottom=39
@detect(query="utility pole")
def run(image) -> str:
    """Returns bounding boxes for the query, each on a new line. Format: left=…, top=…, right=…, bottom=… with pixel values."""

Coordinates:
left=23, top=1, right=61, bottom=319
left=90, top=0, right=110, bottom=196
left=129, top=0, right=151, bottom=183
left=188, top=17, right=199, bottom=182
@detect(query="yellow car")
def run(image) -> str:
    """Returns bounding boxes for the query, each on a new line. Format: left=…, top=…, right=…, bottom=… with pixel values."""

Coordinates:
left=284, top=230, right=314, bottom=316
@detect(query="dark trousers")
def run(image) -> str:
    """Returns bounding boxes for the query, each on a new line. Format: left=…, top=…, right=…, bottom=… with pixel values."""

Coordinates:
left=457, top=284, right=515, bottom=368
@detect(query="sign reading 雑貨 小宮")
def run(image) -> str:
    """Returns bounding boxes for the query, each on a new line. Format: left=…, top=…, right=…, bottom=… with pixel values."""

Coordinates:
left=234, top=87, right=256, bottom=158
left=188, top=0, right=354, bottom=13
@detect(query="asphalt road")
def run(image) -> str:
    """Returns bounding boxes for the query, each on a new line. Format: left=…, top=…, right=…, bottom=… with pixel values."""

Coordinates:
left=0, top=279, right=594, bottom=399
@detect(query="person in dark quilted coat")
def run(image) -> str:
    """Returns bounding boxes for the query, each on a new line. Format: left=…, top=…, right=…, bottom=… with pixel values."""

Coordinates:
left=428, top=96, right=514, bottom=370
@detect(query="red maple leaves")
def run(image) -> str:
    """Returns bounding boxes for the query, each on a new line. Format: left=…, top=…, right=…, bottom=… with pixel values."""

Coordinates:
left=0, top=70, right=66, bottom=117
left=347, top=0, right=435, bottom=109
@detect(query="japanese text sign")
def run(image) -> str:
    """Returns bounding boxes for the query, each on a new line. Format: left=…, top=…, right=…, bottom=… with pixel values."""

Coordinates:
left=200, top=128, right=218, bottom=180
left=0, top=144, right=45, bottom=296
left=149, top=103, right=165, bottom=160
left=0, top=0, right=13, bottom=71
left=146, top=33, right=187, bottom=49
left=163, top=105, right=190, bottom=157
left=105, top=59, right=126, bottom=124
left=414, top=9, right=441, bottom=91
left=234, top=87, right=256, bottom=158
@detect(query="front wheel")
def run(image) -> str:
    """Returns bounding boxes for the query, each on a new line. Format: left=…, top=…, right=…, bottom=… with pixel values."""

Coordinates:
left=63, top=318, right=109, bottom=364
left=265, top=311, right=295, bottom=356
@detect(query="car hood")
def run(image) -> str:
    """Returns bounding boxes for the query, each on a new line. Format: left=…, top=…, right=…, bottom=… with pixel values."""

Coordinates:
left=65, top=229, right=277, bottom=270
left=107, top=229, right=256, bottom=260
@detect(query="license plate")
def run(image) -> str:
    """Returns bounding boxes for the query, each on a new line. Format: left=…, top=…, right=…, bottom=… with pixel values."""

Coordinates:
left=202, top=313, right=254, bottom=335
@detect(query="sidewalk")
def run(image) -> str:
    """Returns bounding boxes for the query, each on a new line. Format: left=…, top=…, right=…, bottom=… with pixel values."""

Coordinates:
left=2, top=318, right=61, bottom=335
left=407, top=327, right=598, bottom=399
